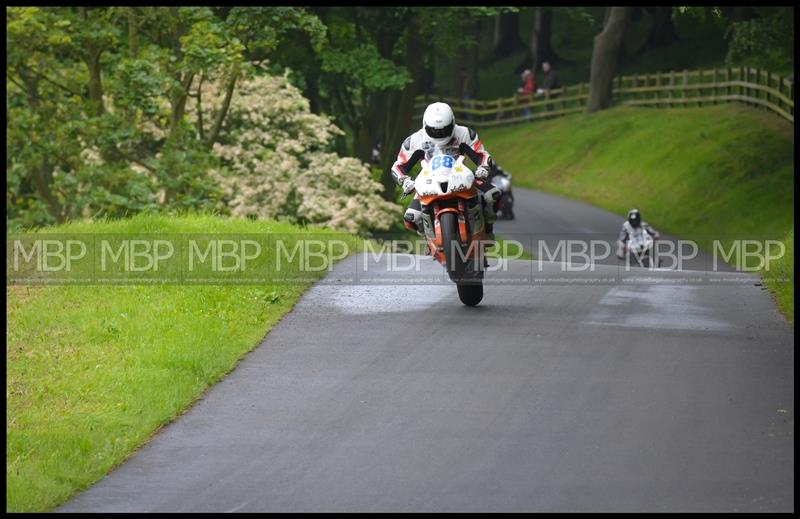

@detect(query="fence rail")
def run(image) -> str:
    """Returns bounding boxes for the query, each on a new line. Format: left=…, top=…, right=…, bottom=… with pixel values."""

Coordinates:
left=414, top=67, right=794, bottom=127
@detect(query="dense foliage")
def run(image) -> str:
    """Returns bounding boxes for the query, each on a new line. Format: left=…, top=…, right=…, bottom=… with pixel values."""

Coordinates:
left=725, top=7, right=794, bottom=72
left=6, top=6, right=793, bottom=229
left=194, top=69, right=398, bottom=232
left=6, top=6, right=397, bottom=232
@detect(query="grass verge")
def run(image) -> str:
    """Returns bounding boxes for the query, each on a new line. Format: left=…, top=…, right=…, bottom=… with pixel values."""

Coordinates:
left=6, top=214, right=363, bottom=512
left=481, top=103, right=794, bottom=321
left=762, top=230, right=794, bottom=323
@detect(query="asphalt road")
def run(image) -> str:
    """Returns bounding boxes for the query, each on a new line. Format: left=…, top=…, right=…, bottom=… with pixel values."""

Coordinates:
left=498, top=187, right=732, bottom=271
left=60, top=189, right=793, bottom=512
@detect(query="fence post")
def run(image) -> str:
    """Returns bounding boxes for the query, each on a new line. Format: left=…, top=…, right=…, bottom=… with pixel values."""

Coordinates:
left=544, top=89, right=550, bottom=117
left=712, top=68, right=718, bottom=105
left=682, top=69, right=688, bottom=106
left=766, top=70, right=772, bottom=113
left=697, top=69, right=703, bottom=107
left=742, top=67, right=748, bottom=104
left=726, top=67, right=731, bottom=99
left=755, top=69, right=761, bottom=110
left=655, top=71, right=660, bottom=107
left=669, top=70, right=675, bottom=104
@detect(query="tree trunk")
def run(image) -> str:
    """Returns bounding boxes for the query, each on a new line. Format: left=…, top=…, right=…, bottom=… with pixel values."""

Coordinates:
left=493, top=11, right=526, bottom=58
left=206, top=70, right=237, bottom=147
left=380, top=15, right=425, bottom=199
left=127, top=7, right=139, bottom=59
left=306, top=69, right=321, bottom=114
left=587, top=7, right=632, bottom=113
left=195, top=74, right=205, bottom=141
left=530, top=7, right=560, bottom=69
left=80, top=8, right=106, bottom=117
left=468, top=19, right=481, bottom=98
left=168, top=72, right=194, bottom=140
left=635, top=6, right=678, bottom=55
left=493, top=14, right=502, bottom=50
left=16, top=70, right=63, bottom=222
left=85, top=49, right=106, bottom=117
left=523, top=7, right=571, bottom=74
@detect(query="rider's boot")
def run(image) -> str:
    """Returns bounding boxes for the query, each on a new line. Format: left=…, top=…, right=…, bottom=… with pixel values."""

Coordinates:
left=404, top=208, right=424, bottom=234
left=404, top=208, right=429, bottom=256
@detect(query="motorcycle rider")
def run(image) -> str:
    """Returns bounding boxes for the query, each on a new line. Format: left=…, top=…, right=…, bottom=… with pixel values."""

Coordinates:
left=616, top=208, right=660, bottom=259
left=489, top=158, right=514, bottom=214
left=391, top=102, right=500, bottom=239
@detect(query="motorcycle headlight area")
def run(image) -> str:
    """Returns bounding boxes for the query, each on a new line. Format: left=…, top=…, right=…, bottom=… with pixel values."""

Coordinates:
left=415, top=170, right=473, bottom=195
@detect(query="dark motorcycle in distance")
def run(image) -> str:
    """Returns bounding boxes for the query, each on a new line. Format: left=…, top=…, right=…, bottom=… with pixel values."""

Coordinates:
left=491, top=171, right=514, bottom=220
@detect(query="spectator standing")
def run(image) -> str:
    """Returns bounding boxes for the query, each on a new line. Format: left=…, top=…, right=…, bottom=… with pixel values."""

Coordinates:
left=516, top=69, right=536, bottom=119
left=538, top=61, right=560, bottom=111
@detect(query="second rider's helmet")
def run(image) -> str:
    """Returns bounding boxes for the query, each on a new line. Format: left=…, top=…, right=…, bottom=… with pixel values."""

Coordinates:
left=627, top=208, right=642, bottom=228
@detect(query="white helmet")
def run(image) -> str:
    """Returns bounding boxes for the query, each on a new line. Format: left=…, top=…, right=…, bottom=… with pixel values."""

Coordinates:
left=422, top=102, right=455, bottom=146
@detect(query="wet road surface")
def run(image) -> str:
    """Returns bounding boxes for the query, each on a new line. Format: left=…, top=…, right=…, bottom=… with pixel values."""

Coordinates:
left=61, top=245, right=793, bottom=511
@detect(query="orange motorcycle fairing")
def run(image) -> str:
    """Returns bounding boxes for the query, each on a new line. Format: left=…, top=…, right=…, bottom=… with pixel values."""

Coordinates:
left=418, top=189, right=476, bottom=207
left=423, top=188, right=485, bottom=265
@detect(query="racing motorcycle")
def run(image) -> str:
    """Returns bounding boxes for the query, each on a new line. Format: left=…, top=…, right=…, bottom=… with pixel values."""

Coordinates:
left=406, top=147, right=489, bottom=306
left=624, top=228, right=659, bottom=268
left=490, top=170, right=514, bottom=220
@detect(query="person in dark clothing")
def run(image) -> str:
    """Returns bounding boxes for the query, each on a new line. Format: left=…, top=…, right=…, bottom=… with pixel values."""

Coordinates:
left=540, top=61, right=560, bottom=92
left=537, top=61, right=560, bottom=112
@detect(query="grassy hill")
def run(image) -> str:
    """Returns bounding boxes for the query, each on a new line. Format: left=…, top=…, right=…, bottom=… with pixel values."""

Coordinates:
left=481, top=103, right=794, bottom=320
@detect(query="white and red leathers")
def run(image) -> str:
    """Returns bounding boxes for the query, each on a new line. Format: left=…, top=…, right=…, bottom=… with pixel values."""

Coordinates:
left=392, top=125, right=499, bottom=233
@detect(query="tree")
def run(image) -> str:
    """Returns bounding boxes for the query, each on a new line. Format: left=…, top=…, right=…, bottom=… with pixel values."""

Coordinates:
left=523, top=7, right=592, bottom=76
left=6, top=6, right=326, bottom=227
left=191, top=69, right=399, bottom=233
left=587, top=7, right=632, bottom=113
left=529, top=7, right=556, bottom=71
left=269, top=7, right=502, bottom=199
left=673, top=6, right=793, bottom=71
left=492, top=11, right=526, bottom=58
left=725, top=7, right=793, bottom=71
left=635, top=6, right=678, bottom=55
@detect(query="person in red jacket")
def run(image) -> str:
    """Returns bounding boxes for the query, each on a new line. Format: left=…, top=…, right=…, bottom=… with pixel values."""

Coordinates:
left=517, top=69, right=536, bottom=118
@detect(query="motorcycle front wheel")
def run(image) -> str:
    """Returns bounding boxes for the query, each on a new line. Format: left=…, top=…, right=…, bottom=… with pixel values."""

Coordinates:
left=457, top=282, right=483, bottom=307
left=439, top=211, right=466, bottom=280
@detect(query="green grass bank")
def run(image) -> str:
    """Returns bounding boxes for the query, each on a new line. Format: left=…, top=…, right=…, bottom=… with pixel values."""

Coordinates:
left=6, top=214, right=363, bottom=512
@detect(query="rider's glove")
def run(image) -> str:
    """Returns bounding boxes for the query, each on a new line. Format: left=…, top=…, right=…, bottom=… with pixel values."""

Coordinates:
left=401, top=176, right=416, bottom=195
left=615, top=241, right=625, bottom=260
left=475, top=166, right=490, bottom=179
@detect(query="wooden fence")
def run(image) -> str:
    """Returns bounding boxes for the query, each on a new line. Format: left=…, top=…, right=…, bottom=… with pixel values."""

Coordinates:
left=414, top=67, right=794, bottom=128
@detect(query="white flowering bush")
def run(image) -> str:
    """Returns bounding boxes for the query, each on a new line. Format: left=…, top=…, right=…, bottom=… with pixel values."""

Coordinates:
left=189, top=68, right=399, bottom=233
